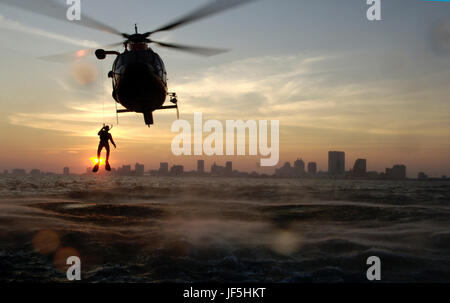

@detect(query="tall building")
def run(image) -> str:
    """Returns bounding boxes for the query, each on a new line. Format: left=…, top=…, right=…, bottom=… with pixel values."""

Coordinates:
left=275, top=162, right=294, bottom=178
left=211, top=162, right=225, bottom=176
left=386, top=165, right=406, bottom=180
left=12, top=169, right=26, bottom=176
left=63, top=167, right=70, bottom=175
left=352, top=159, right=367, bottom=177
left=307, top=162, right=317, bottom=174
left=135, top=163, right=145, bottom=176
left=118, top=165, right=132, bottom=176
left=225, top=161, right=233, bottom=176
left=328, top=151, right=345, bottom=176
left=293, top=158, right=305, bottom=176
left=159, top=163, right=169, bottom=176
left=197, top=160, right=205, bottom=174
left=418, top=172, right=428, bottom=180
left=170, top=165, right=184, bottom=176
left=3, top=169, right=8, bottom=175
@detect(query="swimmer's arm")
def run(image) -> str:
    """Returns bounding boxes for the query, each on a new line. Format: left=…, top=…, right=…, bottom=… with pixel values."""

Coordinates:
left=110, top=136, right=117, bottom=148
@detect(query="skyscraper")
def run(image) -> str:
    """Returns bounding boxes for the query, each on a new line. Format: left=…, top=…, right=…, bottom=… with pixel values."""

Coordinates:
left=307, top=162, right=317, bottom=174
left=63, top=167, right=70, bottom=175
left=293, top=158, right=305, bottom=176
left=275, top=162, right=294, bottom=178
left=352, top=159, right=367, bottom=177
left=197, top=160, right=205, bottom=174
left=225, top=161, right=233, bottom=176
left=211, top=162, right=225, bottom=176
left=12, top=169, right=26, bottom=176
left=118, top=165, right=132, bottom=176
left=170, top=165, right=184, bottom=176
left=328, top=151, right=345, bottom=175
left=159, top=163, right=169, bottom=176
left=135, top=163, right=144, bottom=176
left=386, top=165, right=406, bottom=180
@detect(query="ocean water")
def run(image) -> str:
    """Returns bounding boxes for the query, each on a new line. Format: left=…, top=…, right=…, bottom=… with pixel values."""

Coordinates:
left=0, top=175, right=449, bottom=283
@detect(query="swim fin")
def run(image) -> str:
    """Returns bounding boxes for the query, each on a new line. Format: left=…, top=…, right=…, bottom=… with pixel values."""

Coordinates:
left=92, top=164, right=99, bottom=173
left=105, top=161, right=111, bottom=171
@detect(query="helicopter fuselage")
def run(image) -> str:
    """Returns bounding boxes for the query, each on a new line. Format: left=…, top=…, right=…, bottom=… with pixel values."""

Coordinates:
left=111, top=48, right=168, bottom=115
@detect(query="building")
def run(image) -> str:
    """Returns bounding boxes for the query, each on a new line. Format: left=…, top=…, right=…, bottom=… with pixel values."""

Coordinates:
left=225, top=161, right=233, bottom=176
left=418, top=172, right=428, bottom=180
left=366, top=171, right=379, bottom=179
left=352, top=159, right=367, bottom=177
left=328, top=151, right=345, bottom=176
left=135, top=163, right=145, bottom=176
left=211, top=162, right=225, bottom=176
left=30, top=169, right=41, bottom=177
left=170, top=165, right=184, bottom=176
left=12, top=169, right=26, bottom=176
left=385, top=165, right=406, bottom=180
left=293, top=158, right=305, bottom=176
left=118, top=165, right=132, bottom=176
left=159, top=163, right=169, bottom=176
left=307, top=162, right=317, bottom=174
left=3, top=169, right=8, bottom=175
left=197, top=160, right=205, bottom=174
left=63, top=167, right=70, bottom=175
left=275, top=162, right=294, bottom=178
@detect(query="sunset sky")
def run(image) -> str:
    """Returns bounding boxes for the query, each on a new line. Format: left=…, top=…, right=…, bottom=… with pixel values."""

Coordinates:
left=1, top=0, right=450, bottom=177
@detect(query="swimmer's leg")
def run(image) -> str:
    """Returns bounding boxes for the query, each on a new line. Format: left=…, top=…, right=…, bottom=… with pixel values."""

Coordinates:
left=105, top=144, right=111, bottom=171
left=93, top=143, right=104, bottom=173
left=105, top=144, right=110, bottom=162
left=97, top=143, right=104, bottom=159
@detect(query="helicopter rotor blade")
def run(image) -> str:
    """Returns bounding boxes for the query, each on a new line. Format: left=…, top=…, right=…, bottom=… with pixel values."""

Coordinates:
left=38, top=42, right=123, bottom=62
left=0, top=0, right=124, bottom=37
left=151, top=40, right=228, bottom=57
left=147, top=0, right=258, bottom=35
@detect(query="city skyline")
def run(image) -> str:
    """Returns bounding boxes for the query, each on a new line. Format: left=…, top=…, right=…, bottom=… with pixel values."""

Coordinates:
left=2, top=149, right=444, bottom=180
left=0, top=142, right=446, bottom=178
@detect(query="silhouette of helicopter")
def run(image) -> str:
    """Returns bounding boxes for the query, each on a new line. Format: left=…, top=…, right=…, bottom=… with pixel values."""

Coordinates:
left=0, top=0, right=258, bottom=126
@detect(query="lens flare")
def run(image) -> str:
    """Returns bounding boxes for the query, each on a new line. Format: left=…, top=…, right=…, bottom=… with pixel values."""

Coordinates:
left=76, top=49, right=87, bottom=58
left=33, top=229, right=60, bottom=255
left=90, top=157, right=105, bottom=166
left=71, top=60, right=98, bottom=85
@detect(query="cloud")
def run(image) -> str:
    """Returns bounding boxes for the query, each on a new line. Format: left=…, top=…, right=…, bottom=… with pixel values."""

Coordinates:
left=7, top=98, right=176, bottom=145
left=7, top=50, right=450, bottom=155
left=163, top=50, right=450, bottom=158
left=0, top=13, right=99, bottom=48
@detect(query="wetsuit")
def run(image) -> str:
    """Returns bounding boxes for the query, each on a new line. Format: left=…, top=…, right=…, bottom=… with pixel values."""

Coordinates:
left=97, top=128, right=115, bottom=162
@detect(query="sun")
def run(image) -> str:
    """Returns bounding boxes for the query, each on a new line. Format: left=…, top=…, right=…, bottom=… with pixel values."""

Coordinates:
left=90, top=157, right=106, bottom=166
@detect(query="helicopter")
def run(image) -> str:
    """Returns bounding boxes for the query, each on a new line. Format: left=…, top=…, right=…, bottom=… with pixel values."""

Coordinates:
left=0, top=0, right=258, bottom=126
